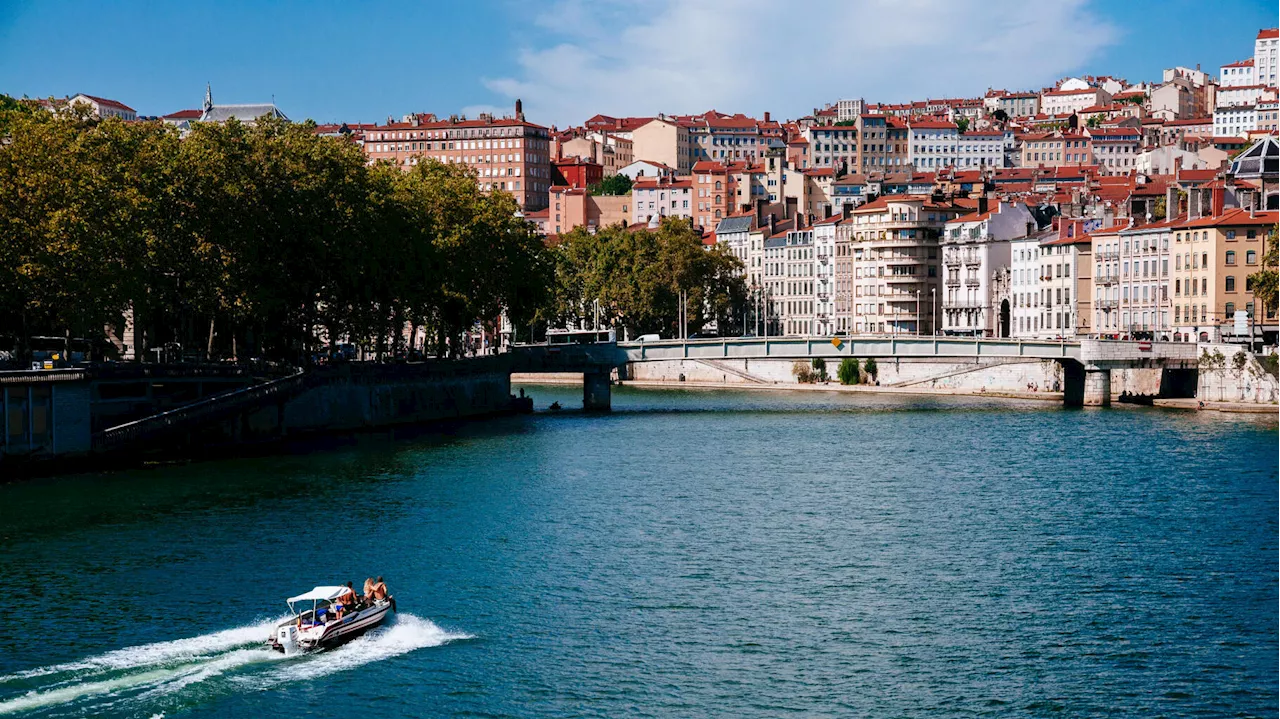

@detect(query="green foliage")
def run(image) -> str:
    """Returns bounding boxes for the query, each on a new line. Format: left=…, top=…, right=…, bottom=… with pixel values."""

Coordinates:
left=834, top=119, right=858, bottom=127
left=1086, top=115, right=1102, bottom=128
left=991, top=109, right=1009, bottom=123
left=547, top=217, right=746, bottom=338
left=1231, top=350, right=1249, bottom=370
left=1248, top=228, right=1278, bottom=320
left=1199, top=349, right=1226, bottom=368
left=863, top=357, right=879, bottom=381
left=589, top=174, right=632, bottom=196
left=955, top=117, right=969, bottom=133
left=0, top=96, right=551, bottom=362
left=837, top=357, right=860, bottom=385
left=1260, top=353, right=1279, bottom=378
left=1152, top=196, right=1167, bottom=220
left=812, top=357, right=828, bottom=382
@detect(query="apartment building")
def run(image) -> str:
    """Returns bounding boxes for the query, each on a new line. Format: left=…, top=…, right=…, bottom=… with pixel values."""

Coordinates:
left=631, top=117, right=694, bottom=174
left=1256, top=28, right=1279, bottom=86
left=1091, top=218, right=1176, bottom=338
left=908, top=119, right=958, bottom=170
left=806, top=124, right=860, bottom=172
left=940, top=201, right=1036, bottom=336
left=631, top=175, right=693, bottom=225
left=67, top=93, right=136, bottom=121
left=780, top=227, right=817, bottom=335
left=1019, top=131, right=1093, bottom=168
left=685, top=111, right=780, bottom=165
left=858, top=115, right=891, bottom=173
left=1170, top=208, right=1277, bottom=342
left=1040, top=87, right=1114, bottom=116
left=362, top=103, right=552, bottom=211
left=1214, top=104, right=1259, bottom=137
left=1086, top=126, right=1141, bottom=174
left=1220, top=58, right=1255, bottom=87
left=1010, top=219, right=1092, bottom=338
left=847, top=195, right=968, bottom=334
left=984, top=90, right=1040, bottom=118
left=956, top=130, right=1004, bottom=169
left=692, top=161, right=736, bottom=231
left=811, top=215, right=840, bottom=335
left=546, top=187, right=630, bottom=235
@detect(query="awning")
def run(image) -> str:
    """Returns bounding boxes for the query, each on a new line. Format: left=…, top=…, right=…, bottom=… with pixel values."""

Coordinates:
left=287, top=586, right=348, bottom=604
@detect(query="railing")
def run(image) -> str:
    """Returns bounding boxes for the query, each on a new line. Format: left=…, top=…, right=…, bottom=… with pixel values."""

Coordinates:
left=1094, top=300, right=1119, bottom=309
left=93, top=368, right=309, bottom=452
left=1097, top=273, right=1119, bottom=285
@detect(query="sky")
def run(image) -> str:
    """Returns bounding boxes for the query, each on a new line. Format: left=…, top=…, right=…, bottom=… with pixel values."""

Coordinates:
left=1, top=0, right=1275, bottom=127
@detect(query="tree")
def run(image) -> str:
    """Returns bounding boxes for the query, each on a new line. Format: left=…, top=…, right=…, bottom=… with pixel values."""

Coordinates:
left=1248, top=227, right=1278, bottom=321
left=991, top=109, right=1009, bottom=124
left=1086, top=115, right=1102, bottom=128
left=838, top=357, right=860, bottom=385
left=589, top=174, right=632, bottom=196
left=955, top=117, right=969, bottom=133
left=863, top=357, right=879, bottom=382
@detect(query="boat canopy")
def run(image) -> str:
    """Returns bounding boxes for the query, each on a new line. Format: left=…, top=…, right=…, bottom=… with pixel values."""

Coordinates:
left=287, top=586, right=348, bottom=604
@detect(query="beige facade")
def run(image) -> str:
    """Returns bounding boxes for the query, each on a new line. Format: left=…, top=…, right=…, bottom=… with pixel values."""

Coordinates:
left=1171, top=209, right=1276, bottom=341
left=630, top=118, right=694, bottom=174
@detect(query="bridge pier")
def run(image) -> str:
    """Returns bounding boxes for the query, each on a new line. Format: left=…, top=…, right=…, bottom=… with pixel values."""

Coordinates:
left=1062, top=360, right=1085, bottom=407
left=1083, top=368, right=1111, bottom=407
left=583, top=370, right=612, bottom=411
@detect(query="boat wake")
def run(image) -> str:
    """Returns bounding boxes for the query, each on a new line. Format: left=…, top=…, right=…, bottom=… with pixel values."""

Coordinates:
left=0, top=614, right=468, bottom=717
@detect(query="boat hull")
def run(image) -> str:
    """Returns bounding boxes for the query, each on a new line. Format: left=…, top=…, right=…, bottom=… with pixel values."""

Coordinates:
left=270, top=598, right=394, bottom=653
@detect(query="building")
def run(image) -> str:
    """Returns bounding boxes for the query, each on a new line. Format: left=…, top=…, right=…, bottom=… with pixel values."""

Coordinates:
left=780, top=226, right=817, bottom=336
left=684, top=110, right=779, bottom=165
left=1214, top=104, right=1259, bottom=138
left=1086, top=126, right=1141, bottom=174
left=907, top=119, right=959, bottom=170
left=362, top=101, right=551, bottom=212
left=1019, top=131, right=1093, bottom=168
left=956, top=130, right=1004, bottom=169
left=558, top=132, right=633, bottom=175
left=1171, top=207, right=1278, bottom=342
left=806, top=124, right=860, bottom=172
left=692, top=161, right=736, bottom=231
left=847, top=195, right=969, bottom=334
left=67, top=94, right=136, bottom=121
left=630, top=116, right=694, bottom=174
left=552, top=158, right=602, bottom=189
left=940, top=200, right=1037, bottom=336
left=858, top=115, right=891, bottom=172
left=1220, top=58, right=1255, bottom=87
left=985, top=90, right=1040, bottom=118
left=546, top=186, right=630, bottom=235
left=836, top=98, right=865, bottom=123
left=1256, top=28, right=1279, bottom=86
left=1215, top=84, right=1277, bottom=109
left=1090, top=218, right=1176, bottom=338
left=811, top=214, right=841, bottom=335
left=1010, top=219, right=1093, bottom=338
left=1040, top=87, right=1113, bottom=116
left=631, top=175, right=693, bottom=225
left=197, top=84, right=287, bottom=125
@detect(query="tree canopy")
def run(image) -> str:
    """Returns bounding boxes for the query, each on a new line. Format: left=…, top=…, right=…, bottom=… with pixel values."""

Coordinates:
left=0, top=97, right=551, bottom=362
left=547, top=218, right=746, bottom=338
left=588, top=174, right=632, bottom=196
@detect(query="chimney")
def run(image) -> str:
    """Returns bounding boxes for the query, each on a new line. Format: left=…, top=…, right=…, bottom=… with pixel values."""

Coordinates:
left=755, top=198, right=768, bottom=227
left=785, top=196, right=798, bottom=220
left=821, top=202, right=831, bottom=219
left=764, top=111, right=771, bottom=122
left=842, top=203, right=853, bottom=219
left=769, top=213, right=777, bottom=237
left=515, top=99, right=524, bottom=122
left=978, top=195, right=989, bottom=215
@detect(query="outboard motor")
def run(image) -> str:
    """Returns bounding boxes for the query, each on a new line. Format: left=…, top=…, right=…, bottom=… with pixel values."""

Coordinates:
left=276, top=624, right=301, bottom=656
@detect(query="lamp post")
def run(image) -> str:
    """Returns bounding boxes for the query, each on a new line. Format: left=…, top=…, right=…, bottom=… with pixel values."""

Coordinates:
left=915, top=289, right=920, bottom=336
left=931, top=287, right=936, bottom=336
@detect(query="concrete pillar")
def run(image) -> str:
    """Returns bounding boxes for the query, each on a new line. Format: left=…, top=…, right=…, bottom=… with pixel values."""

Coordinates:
left=583, top=370, right=612, bottom=411
left=1083, top=368, right=1111, bottom=407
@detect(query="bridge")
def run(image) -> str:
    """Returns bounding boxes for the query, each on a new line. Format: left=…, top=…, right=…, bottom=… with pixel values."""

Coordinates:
left=510, top=336, right=1199, bottom=409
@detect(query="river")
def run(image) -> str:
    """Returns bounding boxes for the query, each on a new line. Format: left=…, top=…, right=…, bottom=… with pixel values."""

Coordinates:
left=0, top=385, right=1275, bottom=717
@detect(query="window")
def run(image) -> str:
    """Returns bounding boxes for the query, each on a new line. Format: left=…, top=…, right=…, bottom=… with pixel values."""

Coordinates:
left=1226, top=230, right=1236, bottom=239
left=1226, top=250, right=1236, bottom=265
left=1225, top=302, right=1235, bottom=316
left=1247, top=250, right=1257, bottom=264
left=1225, top=276, right=1236, bottom=292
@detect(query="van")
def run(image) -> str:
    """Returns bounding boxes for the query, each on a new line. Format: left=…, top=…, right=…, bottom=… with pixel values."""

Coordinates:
left=635, top=334, right=661, bottom=343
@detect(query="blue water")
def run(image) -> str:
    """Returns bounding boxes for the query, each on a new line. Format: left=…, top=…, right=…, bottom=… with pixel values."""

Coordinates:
left=0, top=386, right=1275, bottom=717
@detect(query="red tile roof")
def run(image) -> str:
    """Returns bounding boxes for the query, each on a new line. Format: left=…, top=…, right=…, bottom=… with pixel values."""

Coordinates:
left=163, top=109, right=202, bottom=120
left=1174, top=208, right=1278, bottom=228
left=76, top=94, right=135, bottom=112
left=1258, top=28, right=1279, bottom=40
left=1222, top=58, right=1255, bottom=68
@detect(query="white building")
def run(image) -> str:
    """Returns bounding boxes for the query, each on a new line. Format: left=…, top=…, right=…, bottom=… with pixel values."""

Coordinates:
left=1087, top=126, right=1141, bottom=174
left=908, top=119, right=959, bottom=170
left=780, top=227, right=817, bottom=336
left=955, top=130, right=1004, bottom=169
left=836, top=98, right=865, bottom=123
left=1216, top=84, right=1277, bottom=109
left=941, top=201, right=1035, bottom=336
left=715, top=214, right=756, bottom=285
left=811, top=215, right=840, bottom=335
left=1040, top=87, right=1113, bottom=116
left=1214, top=105, right=1258, bottom=138
left=1256, top=28, right=1279, bottom=86
left=631, top=176, right=693, bottom=225
left=1220, top=58, right=1255, bottom=87
left=67, top=93, right=136, bottom=121
left=1010, top=220, right=1092, bottom=339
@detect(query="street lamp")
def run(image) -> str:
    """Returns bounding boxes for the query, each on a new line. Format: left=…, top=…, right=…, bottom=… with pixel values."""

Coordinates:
left=915, top=288, right=920, bottom=336
left=931, top=287, right=936, bottom=336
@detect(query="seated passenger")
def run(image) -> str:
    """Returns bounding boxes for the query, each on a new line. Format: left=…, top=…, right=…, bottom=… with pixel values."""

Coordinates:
left=337, top=582, right=358, bottom=618
left=363, top=577, right=376, bottom=602
left=372, top=576, right=388, bottom=600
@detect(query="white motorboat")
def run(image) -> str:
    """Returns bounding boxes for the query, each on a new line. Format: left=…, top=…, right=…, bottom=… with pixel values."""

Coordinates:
left=269, top=586, right=395, bottom=655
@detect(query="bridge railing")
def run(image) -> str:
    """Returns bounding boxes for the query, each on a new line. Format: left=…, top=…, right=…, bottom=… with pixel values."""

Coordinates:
left=618, top=336, right=1080, bottom=361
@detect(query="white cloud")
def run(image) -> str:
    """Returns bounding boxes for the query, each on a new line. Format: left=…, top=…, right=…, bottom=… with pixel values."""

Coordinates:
left=483, top=0, right=1119, bottom=127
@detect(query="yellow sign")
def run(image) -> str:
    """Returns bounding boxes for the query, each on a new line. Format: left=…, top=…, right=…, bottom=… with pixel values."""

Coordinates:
left=831, top=337, right=843, bottom=349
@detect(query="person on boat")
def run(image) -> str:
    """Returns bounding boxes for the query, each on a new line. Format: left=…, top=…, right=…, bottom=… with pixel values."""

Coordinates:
left=336, top=582, right=358, bottom=619
left=363, top=577, right=376, bottom=602
left=371, top=576, right=388, bottom=600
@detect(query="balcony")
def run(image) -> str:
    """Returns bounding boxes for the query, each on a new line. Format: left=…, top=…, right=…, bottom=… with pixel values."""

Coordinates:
left=1097, top=251, right=1119, bottom=261
left=1094, top=299, right=1119, bottom=310
left=885, top=275, right=925, bottom=284
left=945, top=278, right=960, bottom=287
left=1097, top=273, right=1119, bottom=285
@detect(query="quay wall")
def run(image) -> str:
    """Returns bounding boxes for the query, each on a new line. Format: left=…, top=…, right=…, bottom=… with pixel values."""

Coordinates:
left=1195, top=344, right=1279, bottom=404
